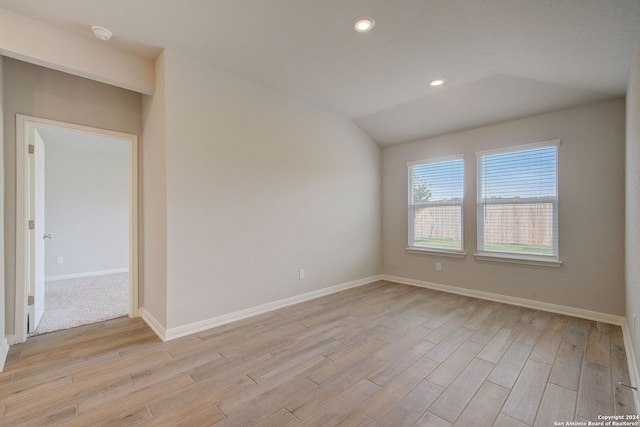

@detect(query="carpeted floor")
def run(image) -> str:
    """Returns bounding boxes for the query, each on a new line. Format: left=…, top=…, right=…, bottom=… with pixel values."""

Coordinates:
left=31, top=272, right=129, bottom=336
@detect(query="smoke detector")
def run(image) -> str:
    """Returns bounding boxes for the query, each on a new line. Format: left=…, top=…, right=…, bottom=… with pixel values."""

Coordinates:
left=91, top=25, right=112, bottom=41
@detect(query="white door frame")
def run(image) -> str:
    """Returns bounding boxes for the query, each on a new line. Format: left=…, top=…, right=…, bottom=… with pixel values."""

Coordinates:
left=29, top=129, right=45, bottom=333
left=15, top=114, right=139, bottom=343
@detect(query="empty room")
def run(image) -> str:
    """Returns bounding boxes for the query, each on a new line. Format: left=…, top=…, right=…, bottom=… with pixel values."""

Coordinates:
left=0, top=1, right=639, bottom=426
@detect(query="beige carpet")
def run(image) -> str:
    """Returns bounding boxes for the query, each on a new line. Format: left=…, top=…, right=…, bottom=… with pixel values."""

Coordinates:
left=31, top=272, right=129, bottom=336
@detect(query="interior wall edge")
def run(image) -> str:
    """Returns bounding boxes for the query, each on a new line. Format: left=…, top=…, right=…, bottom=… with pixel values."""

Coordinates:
left=138, top=307, right=166, bottom=342
left=0, top=52, right=5, bottom=370
left=626, top=30, right=640, bottom=414
left=0, top=337, right=8, bottom=372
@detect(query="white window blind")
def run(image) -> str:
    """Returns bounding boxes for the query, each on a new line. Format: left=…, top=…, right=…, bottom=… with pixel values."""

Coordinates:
left=408, top=155, right=464, bottom=252
left=477, top=140, right=559, bottom=259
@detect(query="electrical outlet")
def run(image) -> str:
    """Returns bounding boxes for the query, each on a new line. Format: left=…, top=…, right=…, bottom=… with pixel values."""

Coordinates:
left=436, top=262, right=442, bottom=272
left=299, top=269, right=305, bottom=280
left=56, top=256, right=63, bottom=265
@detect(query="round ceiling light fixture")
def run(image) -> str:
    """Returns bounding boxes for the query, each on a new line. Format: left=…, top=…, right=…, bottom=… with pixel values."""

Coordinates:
left=430, top=79, right=445, bottom=87
left=91, top=25, right=113, bottom=41
left=353, top=17, right=375, bottom=33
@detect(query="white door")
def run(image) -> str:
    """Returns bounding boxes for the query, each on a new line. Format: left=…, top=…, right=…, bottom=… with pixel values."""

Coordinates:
left=28, top=129, right=46, bottom=333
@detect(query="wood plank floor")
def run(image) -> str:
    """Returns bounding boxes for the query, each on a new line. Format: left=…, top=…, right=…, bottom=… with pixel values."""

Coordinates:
left=1, top=281, right=636, bottom=426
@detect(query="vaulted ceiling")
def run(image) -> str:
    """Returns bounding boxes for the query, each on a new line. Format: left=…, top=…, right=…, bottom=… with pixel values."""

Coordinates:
left=1, top=0, right=638, bottom=146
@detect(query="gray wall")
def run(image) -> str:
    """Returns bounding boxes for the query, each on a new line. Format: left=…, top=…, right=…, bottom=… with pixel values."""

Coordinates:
left=2, top=57, right=141, bottom=335
left=0, top=56, right=7, bottom=363
left=626, top=32, right=640, bottom=386
left=155, top=50, right=382, bottom=330
left=140, top=51, right=168, bottom=326
left=382, top=99, right=626, bottom=316
left=40, top=128, right=129, bottom=278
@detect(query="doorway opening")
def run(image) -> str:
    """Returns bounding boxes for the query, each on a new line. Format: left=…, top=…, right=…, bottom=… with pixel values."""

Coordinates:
left=15, top=115, right=138, bottom=343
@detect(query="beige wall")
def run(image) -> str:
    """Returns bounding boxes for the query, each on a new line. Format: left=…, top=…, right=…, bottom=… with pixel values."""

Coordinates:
left=140, top=51, right=168, bottom=327
left=2, top=57, right=142, bottom=335
left=159, top=50, right=381, bottom=329
left=0, top=7, right=154, bottom=94
left=383, top=99, right=626, bottom=315
left=626, top=32, right=640, bottom=386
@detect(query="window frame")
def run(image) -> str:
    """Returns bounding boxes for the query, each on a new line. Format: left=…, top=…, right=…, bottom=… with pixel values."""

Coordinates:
left=407, top=154, right=465, bottom=256
left=475, top=139, right=561, bottom=266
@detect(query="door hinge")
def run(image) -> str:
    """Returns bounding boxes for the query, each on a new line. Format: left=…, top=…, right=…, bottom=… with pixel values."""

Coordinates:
left=28, top=144, right=34, bottom=154
left=28, top=295, right=34, bottom=306
left=28, top=220, right=35, bottom=230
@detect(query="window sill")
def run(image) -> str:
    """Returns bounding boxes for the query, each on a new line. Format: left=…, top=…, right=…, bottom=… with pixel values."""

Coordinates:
left=474, top=252, right=563, bottom=268
left=405, top=247, right=467, bottom=259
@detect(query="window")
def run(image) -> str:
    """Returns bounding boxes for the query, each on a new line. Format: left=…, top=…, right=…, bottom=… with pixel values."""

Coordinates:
left=476, top=140, right=559, bottom=261
left=408, top=155, right=464, bottom=252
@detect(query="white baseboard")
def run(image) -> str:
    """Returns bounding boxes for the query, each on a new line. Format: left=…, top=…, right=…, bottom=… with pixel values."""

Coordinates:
left=138, top=308, right=167, bottom=341
left=0, top=337, right=9, bottom=372
left=45, top=268, right=129, bottom=282
left=382, top=275, right=626, bottom=326
left=622, top=322, right=640, bottom=414
left=6, top=334, right=16, bottom=346
left=163, top=275, right=383, bottom=342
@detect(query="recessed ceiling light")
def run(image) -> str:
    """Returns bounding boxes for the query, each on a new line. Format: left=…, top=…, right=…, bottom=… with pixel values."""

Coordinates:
left=91, top=25, right=112, bottom=41
left=353, top=17, right=375, bottom=33
left=430, top=79, right=445, bottom=87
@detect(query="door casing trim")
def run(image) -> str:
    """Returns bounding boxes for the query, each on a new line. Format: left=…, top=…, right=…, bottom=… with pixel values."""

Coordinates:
left=14, top=114, right=139, bottom=343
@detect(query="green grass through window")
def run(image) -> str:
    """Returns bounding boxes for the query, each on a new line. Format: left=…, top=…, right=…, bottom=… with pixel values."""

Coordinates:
left=484, top=242, right=553, bottom=255
left=415, top=237, right=461, bottom=250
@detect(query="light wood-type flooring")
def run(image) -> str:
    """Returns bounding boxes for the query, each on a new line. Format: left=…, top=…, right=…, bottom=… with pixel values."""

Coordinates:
left=1, top=281, right=636, bottom=426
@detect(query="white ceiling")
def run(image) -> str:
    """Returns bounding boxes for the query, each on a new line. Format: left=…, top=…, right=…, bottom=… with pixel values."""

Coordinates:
left=1, top=0, right=639, bottom=146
